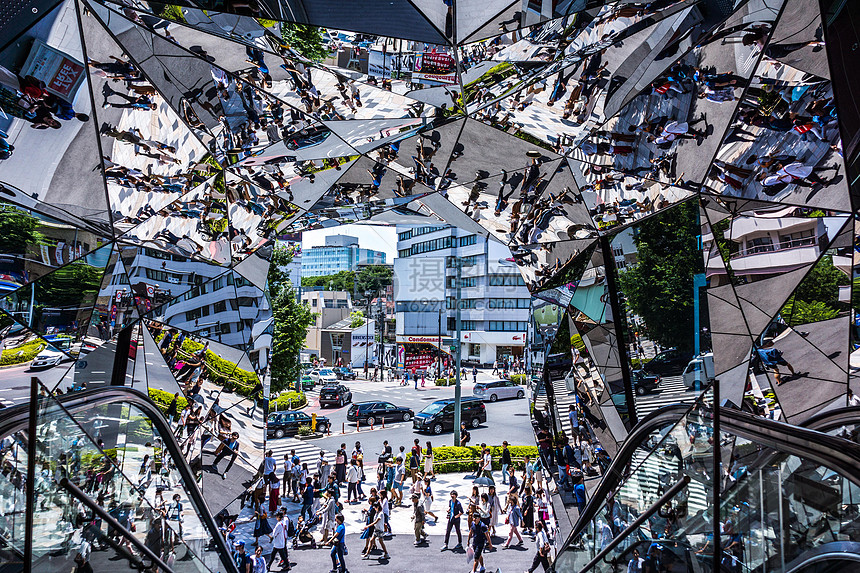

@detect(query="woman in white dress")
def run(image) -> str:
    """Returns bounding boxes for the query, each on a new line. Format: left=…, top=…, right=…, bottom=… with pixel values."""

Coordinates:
left=423, top=441, right=434, bottom=479
left=487, top=485, right=503, bottom=536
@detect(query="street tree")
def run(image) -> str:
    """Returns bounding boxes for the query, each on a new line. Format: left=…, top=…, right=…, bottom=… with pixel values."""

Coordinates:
left=281, top=24, right=329, bottom=62
left=269, top=245, right=316, bottom=394
left=617, top=201, right=702, bottom=352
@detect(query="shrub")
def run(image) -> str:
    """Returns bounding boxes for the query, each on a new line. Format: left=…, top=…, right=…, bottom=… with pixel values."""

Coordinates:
left=271, top=391, right=308, bottom=410
left=435, top=378, right=456, bottom=387
left=406, top=445, right=540, bottom=474
left=297, top=424, right=313, bottom=436
left=0, top=339, right=46, bottom=366
left=510, top=374, right=527, bottom=385
left=148, top=387, right=187, bottom=417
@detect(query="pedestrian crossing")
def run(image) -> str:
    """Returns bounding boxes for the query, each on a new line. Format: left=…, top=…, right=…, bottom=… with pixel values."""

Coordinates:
left=265, top=435, right=336, bottom=466
left=617, top=448, right=710, bottom=519
left=633, top=375, right=699, bottom=420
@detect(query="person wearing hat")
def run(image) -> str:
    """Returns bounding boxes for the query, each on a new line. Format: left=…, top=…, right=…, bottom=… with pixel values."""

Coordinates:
left=411, top=493, right=427, bottom=545
left=232, top=540, right=252, bottom=573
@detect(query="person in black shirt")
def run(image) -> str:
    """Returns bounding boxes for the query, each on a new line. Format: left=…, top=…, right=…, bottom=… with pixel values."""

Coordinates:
left=441, top=490, right=464, bottom=550
left=468, top=512, right=488, bottom=573
left=501, top=441, right=512, bottom=484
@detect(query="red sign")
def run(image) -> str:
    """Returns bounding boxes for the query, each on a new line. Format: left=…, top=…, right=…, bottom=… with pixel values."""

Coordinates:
left=48, top=59, right=84, bottom=98
left=20, top=39, right=86, bottom=99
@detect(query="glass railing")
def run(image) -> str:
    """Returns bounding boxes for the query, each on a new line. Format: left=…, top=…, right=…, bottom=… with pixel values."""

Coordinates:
left=0, top=381, right=233, bottom=573
left=553, top=402, right=860, bottom=573
left=30, top=383, right=215, bottom=573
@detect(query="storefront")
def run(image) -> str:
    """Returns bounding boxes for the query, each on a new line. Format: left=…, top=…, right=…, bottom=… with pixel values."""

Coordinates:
left=395, top=334, right=453, bottom=373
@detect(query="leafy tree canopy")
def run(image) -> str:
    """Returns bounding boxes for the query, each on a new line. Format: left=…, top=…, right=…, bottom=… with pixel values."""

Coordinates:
left=617, top=201, right=702, bottom=352
left=269, top=245, right=316, bottom=394
left=281, top=24, right=329, bottom=62
left=301, top=265, right=393, bottom=296
left=0, top=205, right=44, bottom=255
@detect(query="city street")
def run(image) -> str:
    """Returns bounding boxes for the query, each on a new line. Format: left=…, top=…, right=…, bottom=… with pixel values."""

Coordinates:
left=269, top=370, right=535, bottom=460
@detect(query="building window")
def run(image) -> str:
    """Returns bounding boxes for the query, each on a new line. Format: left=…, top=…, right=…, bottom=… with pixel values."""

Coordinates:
left=488, top=321, right=528, bottom=331
left=469, top=343, right=481, bottom=356
left=447, top=318, right=478, bottom=330
left=489, top=274, right=526, bottom=286
left=447, top=298, right=479, bottom=309
left=488, top=298, right=530, bottom=309
left=447, top=277, right=477, bottom=288
left=447, top=255, right=478, bottom=267
left=459, top=235, right=477, bottom=247
left=213, top=301, right=227, bottom=313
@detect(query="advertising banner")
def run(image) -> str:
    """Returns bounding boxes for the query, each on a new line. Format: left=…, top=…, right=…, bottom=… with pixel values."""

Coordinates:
left=21, top=39, right=86, bottom=99
left=413, top=51, right=457, bottom=85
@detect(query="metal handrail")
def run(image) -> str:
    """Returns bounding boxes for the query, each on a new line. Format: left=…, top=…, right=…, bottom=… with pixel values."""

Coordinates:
left=0, top=385, right=239, bottom=573
left=557, top=404, right=860, bottom=560
left=59, top=477, right=173, bottom=573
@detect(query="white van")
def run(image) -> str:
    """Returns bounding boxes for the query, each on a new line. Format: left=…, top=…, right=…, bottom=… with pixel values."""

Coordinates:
left=682, top=353, right=715, bottom=390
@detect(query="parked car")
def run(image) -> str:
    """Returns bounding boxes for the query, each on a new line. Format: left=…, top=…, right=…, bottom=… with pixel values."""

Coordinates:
left=642, top=348, right=692, bottom=376
left=296, top=376, right=315, bottom=391
left=413, top=397, right=487, bottom=435
left=319, top=384, right=352, bottom=408
left=333, top=367, right=357, bottom=380
left=347, top=401, right=413, bottom=426
left=631, top=369, right=661, bottom=395
left=545, top=352, right=573, bottom=380
left=267, top=410, right=330, bottom=438
left=473, top=379, right=526, bottom=402
left=309, top=368, right=338, bottom=385
left=285, top=126, right=331, bottom=150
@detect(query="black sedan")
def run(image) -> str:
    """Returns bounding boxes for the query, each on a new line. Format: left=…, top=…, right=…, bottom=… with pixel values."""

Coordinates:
left=642, top=348, right=692, bottom=376
left=333, top=367, right=357, bottom=380
left=347, top=401, right=414, bottom=426
left=632, top=369, right=661, bottom=395
left=267, top=410, right=330, bottom=438
left=319, top=384, right=353, bottom=408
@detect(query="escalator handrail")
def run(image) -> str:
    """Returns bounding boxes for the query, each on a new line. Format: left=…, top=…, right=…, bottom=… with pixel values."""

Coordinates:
left=0, top=385, right=240, bottom=573
left=558, top=403, right=860, bottom=558
left=556, top=404, right=694, bottom=553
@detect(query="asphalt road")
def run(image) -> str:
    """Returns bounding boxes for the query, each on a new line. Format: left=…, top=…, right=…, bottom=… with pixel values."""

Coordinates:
left=301, top=373, right=535, bottom=456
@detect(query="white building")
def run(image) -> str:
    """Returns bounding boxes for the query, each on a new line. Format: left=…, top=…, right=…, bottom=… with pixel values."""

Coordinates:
left=702, top=207, right=837, bottom=286
left=394, top=225, right=531, bottom=367
left=99, top=246, right=264, bottom=349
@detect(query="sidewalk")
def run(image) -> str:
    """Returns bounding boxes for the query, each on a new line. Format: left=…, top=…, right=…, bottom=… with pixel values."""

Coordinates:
left=229, top=470, right=555, bottom=541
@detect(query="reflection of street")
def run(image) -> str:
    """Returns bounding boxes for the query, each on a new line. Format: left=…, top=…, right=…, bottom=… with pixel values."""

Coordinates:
left=632, top=375, right=696, bottom=419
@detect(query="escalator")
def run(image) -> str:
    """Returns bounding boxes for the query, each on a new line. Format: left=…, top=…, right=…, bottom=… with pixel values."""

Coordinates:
left=0, top=381, right=239, bottom=573
left=553, top=399, right=860, bottom=573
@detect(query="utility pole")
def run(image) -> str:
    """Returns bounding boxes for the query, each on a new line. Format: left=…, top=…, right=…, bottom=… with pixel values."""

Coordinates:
left=453, top=259, right=462, bottom=447
left=438, top=308, right=443, bottom=379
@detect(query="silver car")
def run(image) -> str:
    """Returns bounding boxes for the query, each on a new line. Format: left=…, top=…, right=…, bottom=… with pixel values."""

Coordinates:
left=473, top=379, right=526, bottom=402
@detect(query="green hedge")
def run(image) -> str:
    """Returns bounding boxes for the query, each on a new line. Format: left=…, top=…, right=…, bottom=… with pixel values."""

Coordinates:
left=271, top=391, right=308, bottom=410
left=435, top=377, right=455, bottom=386
left=510, top=374, right=527, bottom=384
left=0, top=339, right=46, bottom=366
left=405, top=445, right=540, bottom=474
left=155, top=331, right=259, bottom=396
left=148, top=387, right=187, bottom=418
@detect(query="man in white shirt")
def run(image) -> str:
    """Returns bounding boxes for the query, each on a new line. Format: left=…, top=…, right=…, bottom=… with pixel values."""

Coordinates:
left=526, top=521, right=551, bottom=572
left=480, top=448, right=493, bottom=479
left=268, top=510, right=290, bottom=571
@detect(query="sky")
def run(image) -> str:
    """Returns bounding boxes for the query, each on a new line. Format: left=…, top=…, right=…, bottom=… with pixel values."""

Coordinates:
left=301, top=224, right=399, bottom=260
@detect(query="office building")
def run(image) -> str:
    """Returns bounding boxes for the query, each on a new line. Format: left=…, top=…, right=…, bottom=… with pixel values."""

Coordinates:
left=301, top=234, right=387, bottom=277
left=394, top=225, right=531, bottom=367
